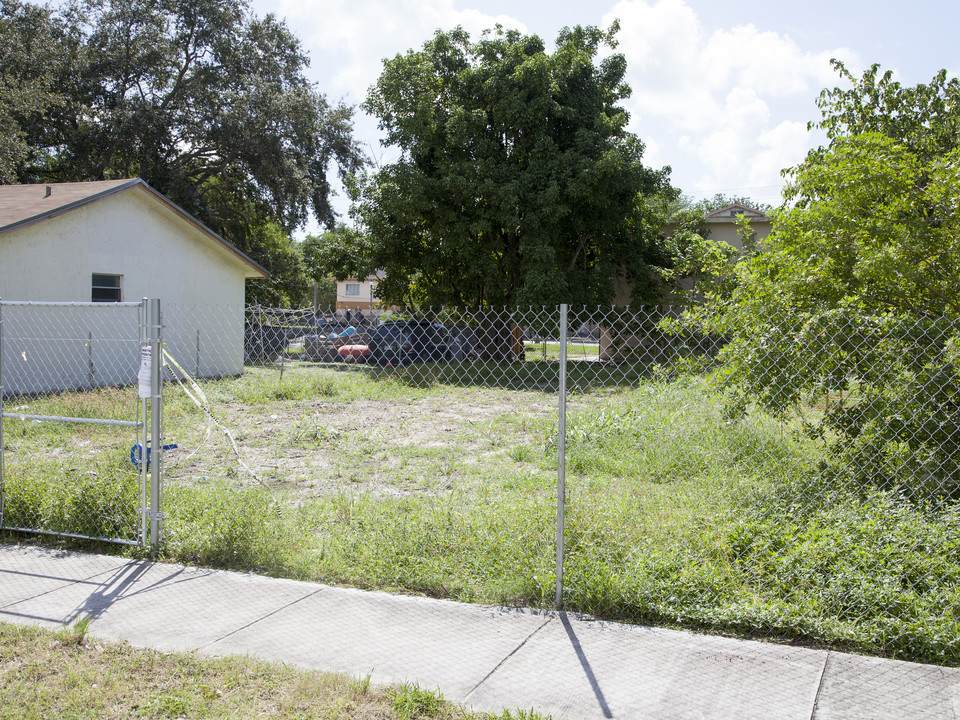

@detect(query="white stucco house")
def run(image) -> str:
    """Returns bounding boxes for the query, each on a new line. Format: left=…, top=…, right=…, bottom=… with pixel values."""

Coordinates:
left=0, top=179, right=268, bottom=393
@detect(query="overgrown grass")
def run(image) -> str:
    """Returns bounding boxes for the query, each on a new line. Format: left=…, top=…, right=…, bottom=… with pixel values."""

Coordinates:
left=0, top=623, right=550, bottom=720
left=4, top=362, right=960, bottom=666
left=2, top=444, right=139, bottom=540
left=726, top=482, right=960, bottom=663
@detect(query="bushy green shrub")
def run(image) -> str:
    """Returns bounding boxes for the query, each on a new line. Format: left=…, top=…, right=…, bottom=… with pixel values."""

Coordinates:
left=162, top=482, right=303, bottom=572
left=2, top=461, right=137, bottom=540
left=714, top=309, right=960, bottom=505
left=728, top=483, right=960, bottom=664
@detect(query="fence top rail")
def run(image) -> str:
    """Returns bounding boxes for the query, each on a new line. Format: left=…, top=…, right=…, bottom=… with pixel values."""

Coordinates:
left=2, top=413, right=142, bottom=428
left=0, top=301, right=143, bottom=308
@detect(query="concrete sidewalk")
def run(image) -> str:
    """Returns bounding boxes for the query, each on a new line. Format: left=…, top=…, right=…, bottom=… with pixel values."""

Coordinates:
left=1, top=544, right=958, bottom=719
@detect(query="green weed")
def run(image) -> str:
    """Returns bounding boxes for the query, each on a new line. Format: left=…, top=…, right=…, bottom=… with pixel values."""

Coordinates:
left=390, top=683, right=447, bottom=720
left=54, top=616, right=91, bottom=647
left=290, top=412, right=342, bottom=447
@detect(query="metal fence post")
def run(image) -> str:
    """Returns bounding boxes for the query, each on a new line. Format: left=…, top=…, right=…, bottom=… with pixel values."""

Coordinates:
left=556, top=303, right=568, bottom=610
left=0, top=298, right=5, bottom=528
left=88, top=330, right=95, bottom=388
left=139, top=299, right=150, bottom=547
left=149, top=298, right=163, bottom=553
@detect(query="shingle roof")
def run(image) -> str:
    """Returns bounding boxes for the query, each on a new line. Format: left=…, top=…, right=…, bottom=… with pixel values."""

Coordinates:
left=0, top=179, right=268, bottom=278
left=0, top=179, right=137, bottom=230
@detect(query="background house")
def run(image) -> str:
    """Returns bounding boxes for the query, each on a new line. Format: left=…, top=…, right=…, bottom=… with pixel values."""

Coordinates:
left=335, top=272, right=382, bottom=313
left=0, top=179, right=267, bottom=393
left=702, top=203, right=772, bottom=250
left=601, top=203, right=772, bottom=362
left=334, top=270, right=403, bottom=321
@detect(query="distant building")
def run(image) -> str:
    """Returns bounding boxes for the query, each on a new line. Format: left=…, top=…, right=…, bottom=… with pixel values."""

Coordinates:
left=334, top=271, right=402, bottom=319
left=610, top=203, right=772, bottom=307
left=702, top=203, right=772, bottom=251
left=335, top=272, right=383, bottom=311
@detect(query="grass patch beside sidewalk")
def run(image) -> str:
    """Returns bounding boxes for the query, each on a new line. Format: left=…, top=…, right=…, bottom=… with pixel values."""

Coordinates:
left=0, top=622, right=549, bottom=720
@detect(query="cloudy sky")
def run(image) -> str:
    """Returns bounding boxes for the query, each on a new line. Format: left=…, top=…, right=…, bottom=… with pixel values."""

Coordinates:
left=246, top=0, right=959, bottom=230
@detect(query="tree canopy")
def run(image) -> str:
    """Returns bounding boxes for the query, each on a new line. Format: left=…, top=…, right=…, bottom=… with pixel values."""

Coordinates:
left=1, top=0, right=365, bottom=304
left=704, top=61, right=960, bottom=502
left=730, top=60, right=960, bottom=321
left=813, top=59, right=960, bottom=162
left=0, top=0, right=64, bottom=182
left=337, top=24, right=675, bottom=309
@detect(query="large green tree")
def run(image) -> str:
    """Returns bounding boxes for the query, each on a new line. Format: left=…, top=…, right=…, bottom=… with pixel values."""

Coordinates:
left=0, top=0, right=64, bottom=181
left=2, top=0, right=364, bottom=303
left=707, top=62, right=960, bottom=502
left=742, top=60, right=960, bottom=319
left=340, top=24, right=674, bottom=309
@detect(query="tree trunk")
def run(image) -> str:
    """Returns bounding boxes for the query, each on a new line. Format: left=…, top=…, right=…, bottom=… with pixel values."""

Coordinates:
left=474, top=310, right=525, bottom=362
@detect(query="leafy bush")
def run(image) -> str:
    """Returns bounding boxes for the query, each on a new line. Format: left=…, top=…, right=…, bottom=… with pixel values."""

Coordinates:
left=2, top=458, right=137, bottom=540
left=162, top=482, right=305, bottom=572
left=714, top=308, right=960, bottom=504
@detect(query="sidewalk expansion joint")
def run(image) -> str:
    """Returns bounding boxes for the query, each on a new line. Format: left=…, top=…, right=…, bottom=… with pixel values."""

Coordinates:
left=200, top=588, right=325, bottom=651
left=462, top=614, right=555, bottom=703
left=809, top=651, right=832, bottom=720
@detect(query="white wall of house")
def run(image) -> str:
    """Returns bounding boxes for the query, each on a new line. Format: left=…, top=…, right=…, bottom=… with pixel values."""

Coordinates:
left=0, top=189, right=251, bottom=305
left=0, top=186, right=259, bottom=392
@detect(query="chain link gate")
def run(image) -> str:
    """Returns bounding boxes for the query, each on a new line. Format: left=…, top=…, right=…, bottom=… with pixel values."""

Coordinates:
left=0, top=299, right=163, bottom=549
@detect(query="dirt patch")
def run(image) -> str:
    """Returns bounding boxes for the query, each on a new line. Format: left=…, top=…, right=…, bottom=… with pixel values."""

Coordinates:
left=163, top=391, right=557, bottom=499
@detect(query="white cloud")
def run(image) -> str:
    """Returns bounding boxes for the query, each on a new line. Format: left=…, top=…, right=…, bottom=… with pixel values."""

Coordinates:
left=253, top=0, right=525, bottom=103
left=601, top=0, right=857, bottom=201
left=752, top=120, right=813, bottom=181
left=606, top=0, right=702, bottom=73
left=702, top=25, right=841, bottom=96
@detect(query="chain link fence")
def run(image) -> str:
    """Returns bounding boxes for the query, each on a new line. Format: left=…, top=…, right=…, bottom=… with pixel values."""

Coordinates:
left=0, top=301, right=152, bottom=545
left=3, top=300, right=959, bottom=667
left=557, top=306, right=960, bottom=667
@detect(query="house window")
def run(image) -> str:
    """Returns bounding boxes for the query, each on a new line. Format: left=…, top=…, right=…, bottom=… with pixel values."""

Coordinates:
left=92, top=273, right=122, bottom=302
left=345, top=283, right=361, bottom=297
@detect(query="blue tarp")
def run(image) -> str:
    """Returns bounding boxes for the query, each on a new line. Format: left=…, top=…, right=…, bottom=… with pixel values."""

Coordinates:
left=328, top=326, right=358, bottom=338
